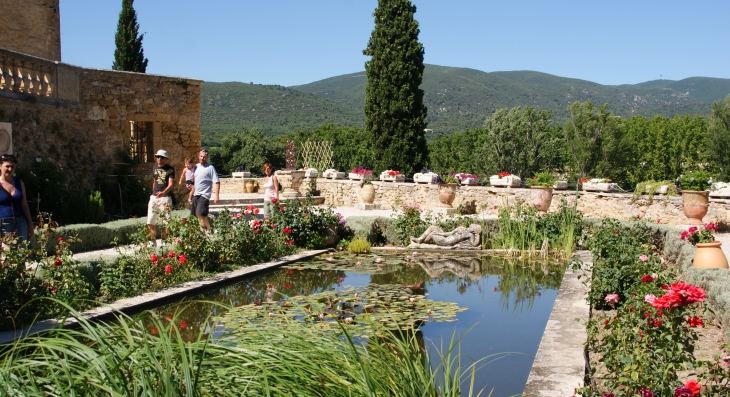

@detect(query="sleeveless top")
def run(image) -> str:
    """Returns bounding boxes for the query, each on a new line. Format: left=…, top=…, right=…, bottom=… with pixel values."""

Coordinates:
left=0, top=178, right=24, bottom=219
left=263, top=176, right=277, bottom=201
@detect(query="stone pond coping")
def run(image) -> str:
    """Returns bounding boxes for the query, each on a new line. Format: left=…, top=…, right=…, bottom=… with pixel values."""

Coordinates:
left=0, top=249, right=330, bottom=345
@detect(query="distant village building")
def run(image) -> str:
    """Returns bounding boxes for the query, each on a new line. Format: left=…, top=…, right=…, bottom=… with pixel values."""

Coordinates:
left=0, top=0, right=202, bottom=184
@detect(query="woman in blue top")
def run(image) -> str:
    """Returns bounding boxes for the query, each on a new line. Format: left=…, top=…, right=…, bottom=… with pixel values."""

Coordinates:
left=0, top=154, right=34, bottom=244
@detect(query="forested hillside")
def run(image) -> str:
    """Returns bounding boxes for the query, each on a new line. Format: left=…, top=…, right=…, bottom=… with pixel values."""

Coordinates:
left=202, top=65, right=730, bottom=145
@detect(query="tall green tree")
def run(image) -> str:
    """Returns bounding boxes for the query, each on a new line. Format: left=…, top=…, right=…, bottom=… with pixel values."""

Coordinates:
left=707, top=95, right=730, bottom=180
left=112, top=0, right=148, bottom=72
left=363, top=0, right=428, bottom=176
left=209, top=128, right=285, bottom=176
left=564, top=101, right=623, bottom=178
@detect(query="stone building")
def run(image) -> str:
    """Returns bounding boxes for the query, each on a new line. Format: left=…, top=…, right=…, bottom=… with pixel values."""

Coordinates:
left=0, top=0, right=202, bottom=189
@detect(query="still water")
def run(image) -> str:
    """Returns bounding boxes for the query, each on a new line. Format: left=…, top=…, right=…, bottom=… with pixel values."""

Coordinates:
left=157, top=252, right=564, bottom=397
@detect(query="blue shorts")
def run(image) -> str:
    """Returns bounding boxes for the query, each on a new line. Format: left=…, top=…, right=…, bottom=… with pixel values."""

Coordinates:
left=0, top=217, right=29, bottom=244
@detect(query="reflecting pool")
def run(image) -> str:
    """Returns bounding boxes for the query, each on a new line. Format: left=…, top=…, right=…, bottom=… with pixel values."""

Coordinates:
left=157, top=252, right=565, bottom=397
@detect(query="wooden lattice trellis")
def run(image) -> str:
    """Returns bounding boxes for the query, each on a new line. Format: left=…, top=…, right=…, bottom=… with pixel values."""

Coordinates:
left=300, top=141, right=334, bottom=171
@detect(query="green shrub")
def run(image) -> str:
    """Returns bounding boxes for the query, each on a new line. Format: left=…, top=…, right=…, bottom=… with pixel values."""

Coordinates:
left=392, top=204, right=430, bottom=246
left=348, top=239, right=371, bottom=254
left=678, top=169, right=714, bottom=191
left=269, top=195, right=340, bottom=249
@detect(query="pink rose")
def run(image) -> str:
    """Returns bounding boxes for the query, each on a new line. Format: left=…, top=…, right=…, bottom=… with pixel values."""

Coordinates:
left=604, top=294, right=619, bottom=304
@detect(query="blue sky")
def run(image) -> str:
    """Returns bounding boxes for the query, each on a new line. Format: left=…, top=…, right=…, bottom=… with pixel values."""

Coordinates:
left=59, top=1, right=730, bottom=87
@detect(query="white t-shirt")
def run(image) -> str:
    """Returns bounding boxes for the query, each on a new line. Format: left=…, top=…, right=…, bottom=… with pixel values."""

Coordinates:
left=193, top=163, right=220, bottom=199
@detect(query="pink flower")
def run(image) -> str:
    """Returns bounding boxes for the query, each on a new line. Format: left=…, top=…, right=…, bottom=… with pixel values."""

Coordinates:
left=644, top=294, right=657, bottom=305
left=174, top=237, right=182, bottom=244
left=722, top=355, right=730, bottom=365
left=164, top=265, right=172, bottom=274
left=604, top=294, right=619, bottom=304
left=688, top=226, right=698, bottom=233
left=375, top=258, right=382, bottom=263
left=271, top=197, right=278, bottom=204
left=326, top=257, right=334, bottom=262
left=167, top=251, right=176, bottom=258
left=639, top=254, right=648, bottom=262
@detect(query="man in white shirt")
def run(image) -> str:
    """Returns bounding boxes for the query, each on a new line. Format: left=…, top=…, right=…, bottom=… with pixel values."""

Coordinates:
left=190, top=149, right=220, bottom=230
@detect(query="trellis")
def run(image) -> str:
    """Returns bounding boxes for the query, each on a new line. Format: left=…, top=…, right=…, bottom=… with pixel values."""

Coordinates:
left=300, top=141, right=334, bottom=171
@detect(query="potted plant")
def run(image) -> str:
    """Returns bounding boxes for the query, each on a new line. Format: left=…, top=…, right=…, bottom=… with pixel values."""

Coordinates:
left=434, top=175, right=459, bottom=208
left=634, top=180, right=677, bottom=196
left=526, top=171, right=556, bottom=212
left=581, top=178, right=619, bottom=192
left=680, top=222, right=728, bottom=269
left=380, top=169, right=405, bottom=182
left=678, top=170, right=713, bottom=225
left=489, top=171, right=521, bottom=187
left=453, top=172, right=479, bottom=186
left=245, top=179, right=257, bottom=193
left=413, top=169, right=439, bottom=184
left=349, top=166, right=373, bottom=181
left=322, top=169, right=345, bottom=179
left=359, top=179, right=376, bottom=204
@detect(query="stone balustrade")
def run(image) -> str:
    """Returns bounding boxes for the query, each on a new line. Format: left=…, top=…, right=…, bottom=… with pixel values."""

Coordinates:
left=0, top=48, right=79, bottom=103
left=218, top=177, right=730, bottom=225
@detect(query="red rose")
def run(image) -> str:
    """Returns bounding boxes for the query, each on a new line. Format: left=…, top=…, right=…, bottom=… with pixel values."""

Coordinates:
left=178, top=254, right=187, bottom=264
left=271, top=197, right=278, bottom=204
left=167, top=251, right=175, bottom=258
left=280, top=206, right=285, bottom=211
left=179, top=320, right=187, bottom=329
left=181, top=218, right=187, bottom=224
left=272, top=224, right=277, bottom=229
left=687, top=316, right=704, bottom=327
left=165, top=265, right=172, bottom=273
left=56, top=236, right=64, bottom=242
left=684, top=380, right=701, bottom=395
left=53, top=258, right=62, bottom=267
left=286, top=240, right=294, bottom=245
left=283, top=227, right=292, bottom=235
left=151, top=327, right=158, bottom=335
left=641, top=275, right=654, bottom=283
left=151, top=254, right=158, bottom=262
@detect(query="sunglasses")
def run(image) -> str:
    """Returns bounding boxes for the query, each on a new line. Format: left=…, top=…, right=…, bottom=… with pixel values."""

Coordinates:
left=155, top=155, right=167, bottom=159
left=1, top=154, right=17, bottom=162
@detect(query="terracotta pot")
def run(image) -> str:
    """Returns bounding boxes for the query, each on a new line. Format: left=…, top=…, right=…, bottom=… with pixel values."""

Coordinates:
left=360, top=184, right=375, bottom=204
left=245, top=182, right=255, bottom=193
left=693, top=241, right=729, bottom=269
left=530, top=186, right=553, bottom=212
left=438, top=183, right=457, bottom=208
left=682, top=190, right=709, bottom=225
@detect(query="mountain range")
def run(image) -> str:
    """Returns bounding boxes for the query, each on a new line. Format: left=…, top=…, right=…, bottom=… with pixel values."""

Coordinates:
left=201, top=64, right=730, bottom=145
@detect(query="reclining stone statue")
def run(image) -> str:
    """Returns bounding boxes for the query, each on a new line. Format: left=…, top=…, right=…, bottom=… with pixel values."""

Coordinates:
left=408, top=224, right=481, bottom=249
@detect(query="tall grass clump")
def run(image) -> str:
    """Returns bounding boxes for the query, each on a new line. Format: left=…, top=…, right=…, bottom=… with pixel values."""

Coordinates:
left=491, top=198, right=582, bottom=261
left=0, top=301, right=489, bottom=396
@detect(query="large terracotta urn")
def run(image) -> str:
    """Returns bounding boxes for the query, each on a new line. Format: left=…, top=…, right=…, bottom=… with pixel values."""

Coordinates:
left=360, top=184, right=376, bottom=204
left=693, top=241, right=729, bottom=269
left=682, top=190, right=709, bottom=225
left=438, top=183, right=457, bottom=208
left=530, top=186, right=553, bottom=212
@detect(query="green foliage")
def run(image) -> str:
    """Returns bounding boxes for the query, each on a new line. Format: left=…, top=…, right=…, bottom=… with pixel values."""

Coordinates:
left=633, top=180, right=679, bottom=198
left=678, top=169, right=714, bottom=191
left=391, top=204, right=430, bottom=246
left=208, top=127, right=285, bottom=176
left=348, top=239, right=372, bottom=254
left=427, top=128, right=482, bottom=176
left=706, top=95, right=730, bottom=181
left=583, top=218, right=665, bottom=309
left=40, top=235, right=95, bottom=314
left=0, top=235, right=45, bottom=329
left=477, top=106, right=563, bottom=178
left=564, top=101, right=624, bottom=178
left=112, top=0, right=148, bottom=72
left=87, top=190, right=105, bottom=224
left=363, top=0, right=428, bottom=176
left=290, top=124, right=372, bottom=171
left=269, top=196, right=341, bottom=249
left=526, top=171, right=556, bottom=187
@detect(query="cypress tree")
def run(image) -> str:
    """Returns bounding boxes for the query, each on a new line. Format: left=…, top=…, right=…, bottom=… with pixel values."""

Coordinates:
left=363, top=0, right=428, bottom=176
left=112, top=0, right=148, bottom=73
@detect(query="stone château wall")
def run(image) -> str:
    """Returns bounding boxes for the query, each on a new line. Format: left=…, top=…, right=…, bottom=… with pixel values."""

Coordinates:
left=0, top=0, right=61, bottom=61
left=219, top=177, right=730, bottom=225
left=0, top=48, right=202, bottom=186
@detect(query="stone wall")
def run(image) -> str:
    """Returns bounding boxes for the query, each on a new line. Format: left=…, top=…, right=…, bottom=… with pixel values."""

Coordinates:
left=0, top=48, right=202, bottom=186
left=0, top=0, right=61, bottom=61
left=224, top=178, right=730, bottom=226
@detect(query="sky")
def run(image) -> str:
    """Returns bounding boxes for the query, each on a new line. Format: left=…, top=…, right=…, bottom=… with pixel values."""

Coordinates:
left=59, top=1, right=730, bottom=87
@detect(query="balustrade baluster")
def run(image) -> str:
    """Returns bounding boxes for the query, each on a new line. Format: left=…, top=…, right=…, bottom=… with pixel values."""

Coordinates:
left=33, top=66, right=43, bottom=95
left=0, top=57, right=6, bottom=90
left=43, top=71, right=52, bottom=97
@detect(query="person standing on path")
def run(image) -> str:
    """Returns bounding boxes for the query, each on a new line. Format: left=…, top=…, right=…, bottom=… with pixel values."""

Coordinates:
left=262, top=162, right=279, bottom=218
left=147, top=149, right=175, bottom=238
left=191, top=149, right=220, bottom=230
left=0, top=154, right=34, bottom=245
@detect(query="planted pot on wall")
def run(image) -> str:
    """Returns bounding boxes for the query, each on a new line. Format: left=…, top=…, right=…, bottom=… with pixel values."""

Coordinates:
left=682, top=190, right=709, bottom=225
left=437, top=183, right=457, bottom=208
left=360, top=184, right=376, bottom=204
left=693, top=241, right=729, bottom=269
left=530, top=186, right=553, bottom=212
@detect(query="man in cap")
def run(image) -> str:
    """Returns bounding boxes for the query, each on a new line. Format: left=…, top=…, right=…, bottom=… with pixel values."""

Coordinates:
left=147, top=149, right=175, bottom=238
